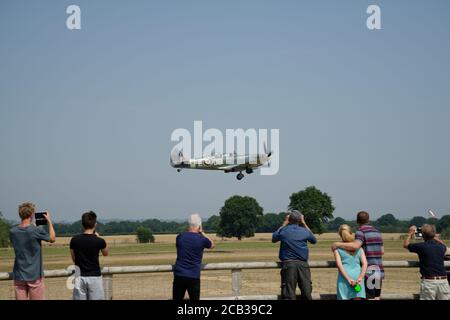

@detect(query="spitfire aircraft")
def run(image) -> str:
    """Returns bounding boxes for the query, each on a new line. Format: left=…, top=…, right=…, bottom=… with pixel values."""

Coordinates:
left=170, top=146, right=273, bottom=180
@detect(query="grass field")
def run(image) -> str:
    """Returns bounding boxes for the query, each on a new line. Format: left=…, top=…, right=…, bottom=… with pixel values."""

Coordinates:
left=1, top=233, right=447, bottom=299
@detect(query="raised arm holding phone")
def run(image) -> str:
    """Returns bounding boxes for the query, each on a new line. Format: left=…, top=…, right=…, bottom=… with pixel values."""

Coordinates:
left=404, top=224, right=450, bottom=300
left=272, top=210, right=317, bottom=300
left=10, top=203, right=56, bottom=300
left=69, top=211, right=108, bottom=300
left=173, top=213, right=215, bottom=301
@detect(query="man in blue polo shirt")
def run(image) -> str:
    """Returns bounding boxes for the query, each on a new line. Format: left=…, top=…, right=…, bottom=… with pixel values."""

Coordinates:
left=173, top=213, right=215, bottom=301
left=272, top=210, right=317, bottom=300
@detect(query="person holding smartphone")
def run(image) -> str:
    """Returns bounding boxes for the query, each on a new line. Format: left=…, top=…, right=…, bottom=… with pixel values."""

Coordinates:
left=70, top=211, right=109, bottom=300
left=9, top=202, right=56, bottom=300
left=404, top=224, right=450, bottom=300
left=172, top=213, right=215, bottom=301
left=272, top=210, right=317, bottom=300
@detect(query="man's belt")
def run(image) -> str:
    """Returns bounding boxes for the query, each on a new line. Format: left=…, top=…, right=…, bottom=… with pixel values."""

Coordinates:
left=421, top=276, right=447, bottom=280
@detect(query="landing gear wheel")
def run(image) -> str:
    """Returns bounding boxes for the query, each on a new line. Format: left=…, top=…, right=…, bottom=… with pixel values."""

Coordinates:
left=245, top=168, right=254, bottom=174
left=177, top=169, right=182, bottom=172
left=236, top=172, right=244, bottom=180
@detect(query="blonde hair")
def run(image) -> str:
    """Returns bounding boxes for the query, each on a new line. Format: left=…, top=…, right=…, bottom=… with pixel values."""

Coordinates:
left=338, top=224, right=355, bottom=242
left=18, top=202, right=35, bottom=220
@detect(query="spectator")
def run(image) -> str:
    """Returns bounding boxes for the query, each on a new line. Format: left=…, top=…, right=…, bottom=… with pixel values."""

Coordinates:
left=173, top=213, right=215, bottom=301
left=70, top=211, right=109, bottom=300
left=334, top=224, right=367, bottom=300
left=272, top=210, right=317, bottom=300
left=404, top=224, right=450, bottom=300
left=446, top=247, right=450, bottom=285
left=10, top=202, right=56, bottom=300
left=332, top=211, right=384, bottom=300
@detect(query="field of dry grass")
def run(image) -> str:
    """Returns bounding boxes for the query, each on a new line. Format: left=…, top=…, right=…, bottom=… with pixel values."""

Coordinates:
left=0, top=233, right=446, bottom=300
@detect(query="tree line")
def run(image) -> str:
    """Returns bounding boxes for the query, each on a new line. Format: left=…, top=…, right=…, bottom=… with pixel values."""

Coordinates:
left=1, top=186, right=450, bottom=247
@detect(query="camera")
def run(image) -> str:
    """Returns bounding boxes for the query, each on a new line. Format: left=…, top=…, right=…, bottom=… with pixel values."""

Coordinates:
left=415, top=226, right=423, bottom=239
left=34, top=212, right=48, bottom=226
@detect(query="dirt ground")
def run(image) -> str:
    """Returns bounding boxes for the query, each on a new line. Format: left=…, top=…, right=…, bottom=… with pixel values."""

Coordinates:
left=0, top=233, right=439, bottom=300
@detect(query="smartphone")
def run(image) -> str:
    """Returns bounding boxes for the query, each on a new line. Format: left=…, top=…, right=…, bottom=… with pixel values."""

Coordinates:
left=415, top=227, right=423, bottom=239
left=34, top=212, right=48, bottom=226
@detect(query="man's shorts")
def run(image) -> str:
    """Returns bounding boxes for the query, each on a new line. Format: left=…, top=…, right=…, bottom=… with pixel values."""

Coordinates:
left=420, top=279, right=450, bottom=300
left=14, top=278, right=45, bottom=300
left=73, top=276, right=105, bottom=300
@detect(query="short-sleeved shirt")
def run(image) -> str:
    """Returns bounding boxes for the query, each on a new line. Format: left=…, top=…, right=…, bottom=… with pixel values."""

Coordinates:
left=272, top=224, right=317, bottom=262
left=356, top=224, right=384, bottom=279
left=408, top=240, right=447, bottom=277
left=10, top=225, right=51, bottom=281
left=173, top=232, right=212, bottom=279
left=70, top=234, right=107, bottom=277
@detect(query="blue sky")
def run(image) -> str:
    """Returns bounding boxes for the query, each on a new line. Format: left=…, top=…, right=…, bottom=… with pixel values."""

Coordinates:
left=1, top=0, right=449, bottom=222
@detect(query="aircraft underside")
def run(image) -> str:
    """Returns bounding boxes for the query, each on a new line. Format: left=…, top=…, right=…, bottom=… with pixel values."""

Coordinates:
left=173, top=163, right=258, bottom=180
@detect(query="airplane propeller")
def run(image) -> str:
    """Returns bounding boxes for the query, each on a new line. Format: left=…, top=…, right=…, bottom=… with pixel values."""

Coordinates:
left=263, top=142, right=273, bottom=158
left=263, top=142, right=273, bottom=167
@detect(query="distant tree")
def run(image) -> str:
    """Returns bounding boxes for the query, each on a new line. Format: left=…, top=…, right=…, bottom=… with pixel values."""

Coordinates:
left=375, top=213, right=401, bottom=232
left=142, top=219, right=185, bottom=234
left=376, top=213, right=399, bottom=226
left=53, top=218, right=185, bottom=236
left=326, top=217, right=347, bottom=232
left=346, top=220, right=358, bottom=230
left=104, top=220, right=137, bottom=235
left=397, top=220, right=410, bottom=232
left=218, top=195, right=263, bottom=240
left=136, top=226, right=155, bottom=243
left=409, top=216, right=427, bottom=227
left=203, top=215, right=220, bottom=232
left=0, top=212, right=10, bottom=248
left=437, top=215, right=450, bottom=233
left=54, top=220, right=84, bottom=235
left=440, top=227, right=450, bottom=240
left=258, top=213, right=286, bottom=232
left=288, top=186, right=335, bottom=234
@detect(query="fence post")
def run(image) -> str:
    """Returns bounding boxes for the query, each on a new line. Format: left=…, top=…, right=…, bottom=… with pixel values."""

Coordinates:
left=103, top=274, right=113, bottom=300
left=231, top=269, right=242, bottom=299
left=446, top=261, right=450, bottom=286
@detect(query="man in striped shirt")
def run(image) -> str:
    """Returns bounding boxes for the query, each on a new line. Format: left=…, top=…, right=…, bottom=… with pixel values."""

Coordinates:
left=332, top=211, right=384, bottom=300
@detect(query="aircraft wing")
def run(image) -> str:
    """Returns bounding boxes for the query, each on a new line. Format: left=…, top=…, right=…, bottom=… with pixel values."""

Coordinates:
left=217, top=164, right=247, bottom=172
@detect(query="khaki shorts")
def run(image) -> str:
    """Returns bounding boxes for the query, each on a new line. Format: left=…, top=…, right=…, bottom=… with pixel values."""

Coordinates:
left=420, top=279, right=450, bottom=300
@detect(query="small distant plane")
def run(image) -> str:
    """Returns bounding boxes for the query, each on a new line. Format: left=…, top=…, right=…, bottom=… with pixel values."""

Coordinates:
left=170, top=146, right=273, bottom=180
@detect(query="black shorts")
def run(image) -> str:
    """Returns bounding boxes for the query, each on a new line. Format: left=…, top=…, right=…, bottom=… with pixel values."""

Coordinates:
left=365, top=279, right=382, bottom=299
